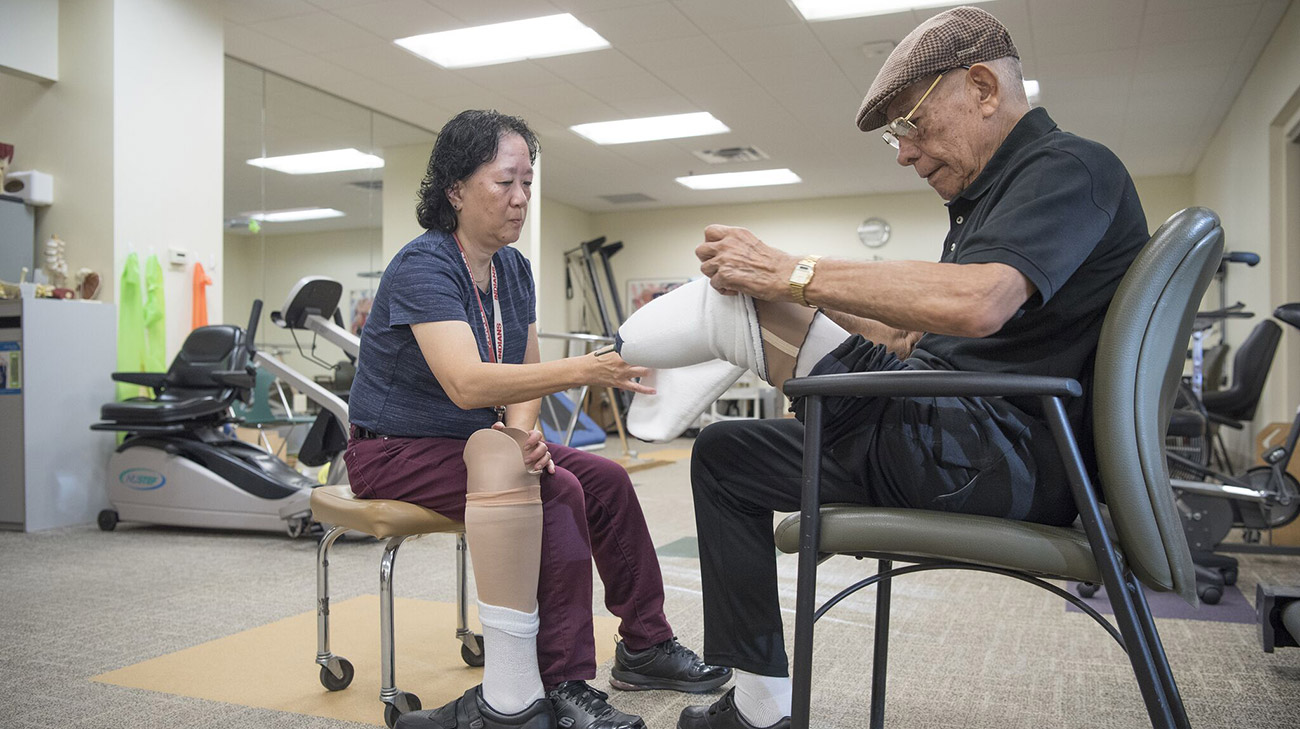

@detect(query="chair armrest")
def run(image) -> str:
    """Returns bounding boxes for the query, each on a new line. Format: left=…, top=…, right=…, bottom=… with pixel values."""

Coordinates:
left=1206, top=411, right=1244, bottom=429
left=782, top=370, right=1082, bottom=399
left=110, top=372, right=166, bottom=388
left=210, top=369, right=256, bottom=389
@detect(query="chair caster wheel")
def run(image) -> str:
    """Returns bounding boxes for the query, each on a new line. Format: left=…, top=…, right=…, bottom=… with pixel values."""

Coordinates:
left=319, top=658, right=354, bottom=691
left=461, top=634, right=485, bottom=667
left=385, top=692, right=421, bottom=728
left=1076, top=582, right=1099, bottom=598
left=98, top=510, right=118, bottom=531
left=1198, top=584, right=1223, bottom=605
left=1221, top=567, right=1238, bottom=586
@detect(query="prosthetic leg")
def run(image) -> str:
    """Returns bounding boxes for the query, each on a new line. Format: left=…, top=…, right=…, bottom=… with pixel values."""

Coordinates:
left=617, top=278, right=848, bottom=442
left=398, top=427, right=556, bottom=729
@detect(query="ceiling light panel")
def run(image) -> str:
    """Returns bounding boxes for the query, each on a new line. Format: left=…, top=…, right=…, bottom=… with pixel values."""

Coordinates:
left=395, top=14, right=610, bottom=69
left=793, top=0, right=994, bottom=22
left=571, top=112, right=730, bottom=145
left=676, top=169, right=802, bottom=190
left=246, top=148, right=384, bottom=175
left=245, top=208, right=347, bottom=223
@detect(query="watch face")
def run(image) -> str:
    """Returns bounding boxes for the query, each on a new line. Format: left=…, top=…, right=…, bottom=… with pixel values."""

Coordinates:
left=858, top=217, right=891, bottom=248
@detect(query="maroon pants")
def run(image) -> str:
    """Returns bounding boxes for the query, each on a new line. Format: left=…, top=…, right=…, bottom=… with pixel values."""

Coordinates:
left=343, top=431, right=675, bottom=686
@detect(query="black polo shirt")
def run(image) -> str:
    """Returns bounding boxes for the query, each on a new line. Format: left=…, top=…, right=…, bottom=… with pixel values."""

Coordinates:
left=909, top=107, right=1149, bottom=460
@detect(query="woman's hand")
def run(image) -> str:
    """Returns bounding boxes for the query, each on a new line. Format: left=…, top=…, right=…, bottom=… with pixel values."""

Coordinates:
left=493, top=422, right=554, bottom=474
left=588, top=350, right=656, bottom=395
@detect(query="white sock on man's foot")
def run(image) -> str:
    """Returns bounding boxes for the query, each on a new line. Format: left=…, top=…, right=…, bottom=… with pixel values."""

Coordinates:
left=733, top=670, right=792, bottom=728
left=617, top=278, right=767, bottom=379
left=477, top=602, right=545, bottom=715
left=793, top=312, right=852, bottom=378
left=626, top=360, right=744, bottom=442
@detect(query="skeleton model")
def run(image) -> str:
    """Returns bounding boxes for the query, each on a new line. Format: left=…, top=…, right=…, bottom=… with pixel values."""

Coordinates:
left=43, top=235, right=68, bottom=288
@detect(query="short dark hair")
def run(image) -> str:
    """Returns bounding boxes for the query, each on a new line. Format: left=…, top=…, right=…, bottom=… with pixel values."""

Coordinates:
left=416, top=109, right=540, bottom=232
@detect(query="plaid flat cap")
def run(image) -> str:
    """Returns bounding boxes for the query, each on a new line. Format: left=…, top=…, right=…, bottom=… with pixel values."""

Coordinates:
left=855, top=6, right=1018, bottom=132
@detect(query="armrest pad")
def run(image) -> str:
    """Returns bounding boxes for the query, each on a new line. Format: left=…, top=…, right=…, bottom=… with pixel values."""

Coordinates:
left=110, top=372, right=166, bottom=388
left=210, top=369, right=256, bottom=389
left=782, top=370, right=1083, bottom=399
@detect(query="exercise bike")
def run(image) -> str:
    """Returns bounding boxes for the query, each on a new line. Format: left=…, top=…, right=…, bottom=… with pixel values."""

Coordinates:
left=1168, top=302, right=1300, bottom=602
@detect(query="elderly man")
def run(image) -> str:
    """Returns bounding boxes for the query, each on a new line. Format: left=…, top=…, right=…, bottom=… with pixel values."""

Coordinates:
left=653, top=7, right=1151, bottom=729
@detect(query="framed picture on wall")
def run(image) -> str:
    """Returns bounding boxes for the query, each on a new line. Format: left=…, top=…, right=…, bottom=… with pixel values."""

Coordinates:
left=627, top=278, right=691, bottom=314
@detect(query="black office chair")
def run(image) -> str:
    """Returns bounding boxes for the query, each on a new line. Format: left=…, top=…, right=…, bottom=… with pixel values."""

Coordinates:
left=774, top=207, right=1223, bottom=729
left=1201, top=318, right=1282, bottom=471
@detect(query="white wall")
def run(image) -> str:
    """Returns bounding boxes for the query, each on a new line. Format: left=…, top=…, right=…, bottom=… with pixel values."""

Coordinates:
left=382, top=142, right=431, bottom=264
left=113, top=0, right=224, bottom=362
left=1193, top=1, right=1300, bottom=429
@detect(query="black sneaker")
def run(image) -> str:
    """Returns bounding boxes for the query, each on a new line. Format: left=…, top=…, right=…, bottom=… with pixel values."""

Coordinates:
left=611, top=637, right=732, bottom=693
left=677, top=688, right=790, bottom=729
left=396, top=685, right=557, bottom=729
left=547, top=680, right=645, bottom=729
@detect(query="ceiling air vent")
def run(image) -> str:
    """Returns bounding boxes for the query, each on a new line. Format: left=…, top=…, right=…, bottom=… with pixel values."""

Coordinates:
left=692, top=146, right=769, bottom=164
left=598, top=193, right=656, bottom=204
left=348, top=179, right=384, bottom=190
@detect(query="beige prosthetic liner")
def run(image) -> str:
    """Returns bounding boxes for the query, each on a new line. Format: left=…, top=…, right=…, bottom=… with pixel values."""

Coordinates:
left=463, top=427, right=546, bottom=713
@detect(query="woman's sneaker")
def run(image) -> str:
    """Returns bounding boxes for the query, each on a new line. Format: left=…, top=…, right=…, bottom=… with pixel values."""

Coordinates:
left=395, top=685, right=556, bottom=729
left=547, top=680, right=645, bottom=729
left=611, top=637, right=732, bottom=693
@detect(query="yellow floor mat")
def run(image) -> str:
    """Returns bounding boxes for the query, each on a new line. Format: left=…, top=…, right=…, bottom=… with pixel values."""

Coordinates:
left=93, top=596, right=620, bottom=725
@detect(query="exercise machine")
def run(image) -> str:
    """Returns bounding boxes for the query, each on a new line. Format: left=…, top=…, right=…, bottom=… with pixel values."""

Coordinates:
left=90, top=278, right=358, bottom=537
left=1170, top=303, right=1300, bottom=602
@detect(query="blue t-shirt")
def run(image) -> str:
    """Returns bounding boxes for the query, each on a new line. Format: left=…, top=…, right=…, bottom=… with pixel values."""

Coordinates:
left=349, top=229, right=536, bottom=438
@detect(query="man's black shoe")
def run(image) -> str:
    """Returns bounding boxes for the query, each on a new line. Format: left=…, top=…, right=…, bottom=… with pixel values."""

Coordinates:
left=610, top=637, right=732, bottom=693
left=677, top=688, right=791, bottom=729
left=547, top=680, right=645, bottom=729
left=395, top=685, right=556, bottom=729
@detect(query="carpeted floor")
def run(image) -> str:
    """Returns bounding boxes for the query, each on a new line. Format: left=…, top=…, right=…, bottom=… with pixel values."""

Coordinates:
left=3, top=436, right=1300, bottom=729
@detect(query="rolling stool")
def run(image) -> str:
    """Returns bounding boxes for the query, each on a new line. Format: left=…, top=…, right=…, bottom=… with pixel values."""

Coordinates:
left=310, top=484, right=485, bottom=728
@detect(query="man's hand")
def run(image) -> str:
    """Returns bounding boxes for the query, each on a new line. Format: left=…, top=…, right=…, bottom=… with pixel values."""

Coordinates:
left=696, top=224, right=801, bottom=301
left=492, top=422, right=554, bottom=474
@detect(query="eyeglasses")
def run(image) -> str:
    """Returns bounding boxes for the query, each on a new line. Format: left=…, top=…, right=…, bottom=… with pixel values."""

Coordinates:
left=881, top=66, right=968, bottom=149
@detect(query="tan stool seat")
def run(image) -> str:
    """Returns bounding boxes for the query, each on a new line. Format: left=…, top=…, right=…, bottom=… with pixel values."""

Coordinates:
left=311, top=485, right=462, bottom=540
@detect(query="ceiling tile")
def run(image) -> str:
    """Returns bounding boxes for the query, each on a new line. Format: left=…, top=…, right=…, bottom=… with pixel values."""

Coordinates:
left=248, top=11, right=382, bottom=52
left=711, top=23, right=823, bottom=62
left=1141, top=6, right=1258, bottom=45
left=223, top=0, right=318, bottom=24
left=223, top=22, right=302, bottom=66
left=316, top=39, right=443, bottom=80
left=329, top=0, right=462, bottom=39
left=427, top=0, right=564, bottom=25
left=457, top=62, right=567, bottom=93
left=1136, top=37, right=1246, bottom=73
left=672, top=0, right=802, bottom=33
left=582, top=2, right=699, bottom=44
left=534, top=49, right=644, bottom=81
left=1031, top=20, right=1141, bottom=56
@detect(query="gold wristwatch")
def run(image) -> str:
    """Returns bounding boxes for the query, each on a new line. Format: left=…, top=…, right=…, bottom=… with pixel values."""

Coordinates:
left=788, top=255, right=821, bottom=307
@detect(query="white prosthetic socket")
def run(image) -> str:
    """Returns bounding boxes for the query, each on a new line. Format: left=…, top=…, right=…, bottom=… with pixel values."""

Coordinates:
left=463, top=427, right=545, bottom=715
left=624, top=360, right=745, bottom=443
left=618, top=278, right=837, bottom=441
left=618, top=278, right=768, bottom=378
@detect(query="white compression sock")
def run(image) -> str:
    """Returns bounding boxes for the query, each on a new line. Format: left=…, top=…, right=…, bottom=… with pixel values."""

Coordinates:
left=733, top=670, right=792, bottom=728
left=618, top=277, right=766, bottom=379
left=794, top=312, right=851, bottom=378
left=477, top=602, right=545, bottom=715
left=625, top=360, right=745, bottom=442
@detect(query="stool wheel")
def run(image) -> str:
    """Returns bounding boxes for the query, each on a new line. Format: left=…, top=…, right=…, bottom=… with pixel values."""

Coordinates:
left=319, top=658, right=354, bottom=691
left=385, top=692, right=421, bottom=728
left=461, top=634, right=485, bottom=667
left=1076, top=582, right=1099, bottom=598
left=98, top=510, right=119, bottom=532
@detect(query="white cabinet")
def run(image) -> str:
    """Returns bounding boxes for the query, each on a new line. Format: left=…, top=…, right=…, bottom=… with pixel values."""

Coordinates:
left=0, top=298, right=117, bottom=531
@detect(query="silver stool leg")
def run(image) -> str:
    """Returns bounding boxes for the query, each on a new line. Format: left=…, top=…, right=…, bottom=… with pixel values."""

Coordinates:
left=454, top=532, right=483, bottom=660
left=380, top=535, right=421, bottom=721
left=315, top=526, right=354, bottom=689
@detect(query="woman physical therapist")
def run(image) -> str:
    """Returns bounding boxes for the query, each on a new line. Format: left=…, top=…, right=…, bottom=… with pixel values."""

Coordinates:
left=345, top=110, right=729, bottom=729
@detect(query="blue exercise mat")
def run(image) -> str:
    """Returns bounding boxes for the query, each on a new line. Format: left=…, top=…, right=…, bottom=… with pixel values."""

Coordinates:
left=539, top=391, right=606, bottom=449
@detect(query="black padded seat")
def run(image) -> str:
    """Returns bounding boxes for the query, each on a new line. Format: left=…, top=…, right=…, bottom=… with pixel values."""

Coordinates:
left=1275, top=303, right=1300, bottom=330
left=99, top=325, right=245, bottom=426
left=1166, top=408, right=1205, bottom=438
left=1201, top=319, right=1281, bottom=422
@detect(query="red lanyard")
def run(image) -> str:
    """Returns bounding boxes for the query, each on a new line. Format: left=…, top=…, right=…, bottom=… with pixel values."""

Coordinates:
left=453, top=234, right=504, bottom=364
